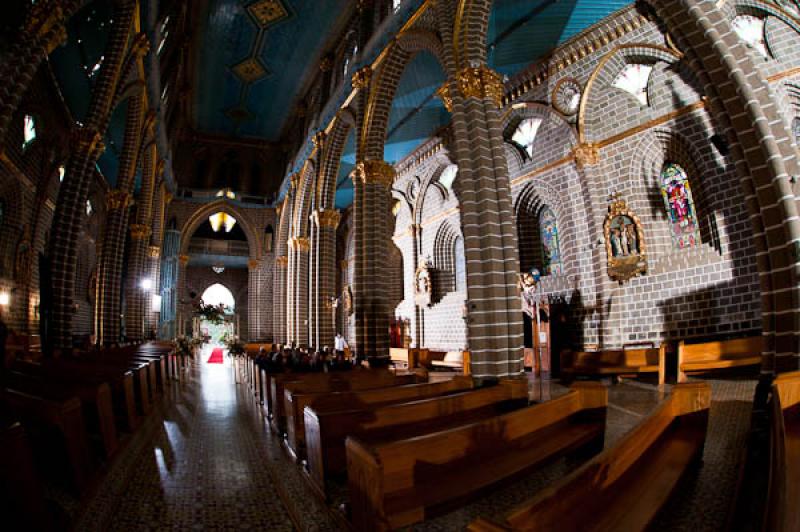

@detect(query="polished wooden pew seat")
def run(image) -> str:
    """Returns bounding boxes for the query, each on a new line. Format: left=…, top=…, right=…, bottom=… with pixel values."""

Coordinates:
left=766, top=371, right=800, bottom=532
left=678, top=336, right=761, bottom=381
left=561, top=346, right=666, bottom=384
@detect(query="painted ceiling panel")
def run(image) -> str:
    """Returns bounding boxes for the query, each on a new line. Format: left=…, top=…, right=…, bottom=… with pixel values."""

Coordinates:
left=194, top=0, right=351, bottom=140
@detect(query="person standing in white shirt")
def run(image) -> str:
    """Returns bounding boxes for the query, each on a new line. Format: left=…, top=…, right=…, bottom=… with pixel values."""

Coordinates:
left=334, top=333, right=348, bottom=358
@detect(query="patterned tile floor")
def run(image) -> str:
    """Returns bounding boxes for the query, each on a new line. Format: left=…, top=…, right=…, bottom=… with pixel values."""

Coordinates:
left=74, top=357, right=757, bottom=531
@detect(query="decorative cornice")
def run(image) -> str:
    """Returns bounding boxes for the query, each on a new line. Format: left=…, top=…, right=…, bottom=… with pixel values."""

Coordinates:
left=351, top=66, right=372, bottom=90
left=178, top=254, right=190, bottom=265
left=129, top=224, right=152, bottom=240
left=107, top=189, right=132, bottom=210
left=312, top=209, right=341, bottom=229
left=435, top=83, right=453, bottom=113
left=148, top=245, right=160, bottom=259
left=355, top=160, right=395, bottom=188
left=276, top=256, right=288, bottom=267
left=572, top=143, right=601, bottom=169
left=457, top=65, right=504, bottom=108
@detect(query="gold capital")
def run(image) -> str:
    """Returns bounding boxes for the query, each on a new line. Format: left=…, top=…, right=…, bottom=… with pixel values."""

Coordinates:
left=107, top=189, right=132, bottom=211
left=72, top=127, right=105, bottom=157
left=312, top=131, right=326, bottom=150
left=355, top=160, right=395, bottom=188
left=436, top=83, right=453, bottom=113
left=457, top=65, right=504, bottom=108
left=290, top=173, right=301, bottom=190
left=276, top=256, right=289, bottom=267
left=572, top=143, right=600, bottom=168
left=248, top=259, right=259, bottom=270
left=290, top=237, right=310, bottom=252
left=178, top=254, right=190, bottom=265
left=148, top=245, right=161, bottom=259
left=351, top=66, right=372, bottom=89
left=130, top=224, right=152, bottom=240
left=312, top=209, right=341, bottom=229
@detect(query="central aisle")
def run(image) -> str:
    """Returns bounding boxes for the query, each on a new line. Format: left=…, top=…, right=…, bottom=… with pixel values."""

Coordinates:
left=77, top=346, right=295, bottom=530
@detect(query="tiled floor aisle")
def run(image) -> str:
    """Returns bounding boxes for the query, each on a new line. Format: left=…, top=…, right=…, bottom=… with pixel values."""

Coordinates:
left=77, top=349, right=296, bottom=530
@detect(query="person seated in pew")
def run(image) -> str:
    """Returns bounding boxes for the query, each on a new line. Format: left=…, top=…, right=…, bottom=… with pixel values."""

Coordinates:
left=330, top=351, right=352, bottom=372
left=255, top=347, right=271, bottom=371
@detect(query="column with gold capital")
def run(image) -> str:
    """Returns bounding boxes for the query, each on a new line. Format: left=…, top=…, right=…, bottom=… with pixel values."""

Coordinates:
left=289, top=236, right=311, bottom=346
left=274, top=255, right=289, bottom=344
left=352, top=160, right=395, bottom=359
left=310, top=209, right=341, bottom=349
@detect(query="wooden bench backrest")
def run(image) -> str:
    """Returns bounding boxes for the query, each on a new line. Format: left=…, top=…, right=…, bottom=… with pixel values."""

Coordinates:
left=284, top=372, right=418, bottom=396
left=443, top=351, right=463, bottom=363
left=501, top=383, right=710, bottom=530
left=768, top=371, right=800, bottom=532
left=368, top=384, right=605, bottom=490
left=679, top=336, right=762, bottom=362
left=569, top=348, right=662, bottom=367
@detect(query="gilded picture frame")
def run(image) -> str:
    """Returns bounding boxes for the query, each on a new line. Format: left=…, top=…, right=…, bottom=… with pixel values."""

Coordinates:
left=604, top=196, right=647, bottom=283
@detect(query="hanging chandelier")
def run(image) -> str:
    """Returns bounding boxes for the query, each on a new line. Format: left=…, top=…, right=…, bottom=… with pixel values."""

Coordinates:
left=209, top=212, right=237, bottom=233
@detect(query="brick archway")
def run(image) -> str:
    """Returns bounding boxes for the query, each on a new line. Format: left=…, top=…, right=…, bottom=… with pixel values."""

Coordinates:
left=179, top=200, right=260, bottom=260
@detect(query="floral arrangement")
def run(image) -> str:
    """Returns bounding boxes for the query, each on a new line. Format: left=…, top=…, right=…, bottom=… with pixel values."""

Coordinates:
left=175, top=335, right=204, bottom=357
left=194, top=300, right=227, bottom=325
left=225, top=335, right=246, bottom=357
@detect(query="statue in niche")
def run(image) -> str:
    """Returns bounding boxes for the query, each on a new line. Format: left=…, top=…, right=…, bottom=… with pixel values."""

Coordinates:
left=604, top=194, right=647, bottom=283
left=414, top=261, right=433, bottom=308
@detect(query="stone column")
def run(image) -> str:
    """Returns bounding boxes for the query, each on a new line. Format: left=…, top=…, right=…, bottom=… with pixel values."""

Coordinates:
left=310, top=209, right=341, bottom=349
left=274, top=256, right=288, bottom=344
left=125, top=223, right=152, bottom=341
left=286, top=238, right=296, bottom=344
left=449, top=65, right=525, bottom=378
left=247, top=258, right=265, bottom=342
left=290, top=237, right=311, bottom=346
left=177, top=254, right=189, bottom=337
left=49, top=2, right=141, bottom=349
left=352, top=161, right=395, bottom=359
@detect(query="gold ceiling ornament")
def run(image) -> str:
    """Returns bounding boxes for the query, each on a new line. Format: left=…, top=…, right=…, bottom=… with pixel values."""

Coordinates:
left=148, top=246, right=161, bottom=259
left=129, top=224, right=152, bottom=240
left=26, top=1, right=68, bottom=54
left=351, top=66, right=372, bottom=90
left=178, top=254, right=190, bottom=266
left=355, top=160, right=395, bottom=188
left=457, top=64, right=504, bottom=108
left=71, top=127, right=105, bottom=157
left=276, top=256, right=288, bottom=267
left=319, top=56, right=333, bottom=72
left=572, top=143, right=600, bottom=169
left=107, top=189, right=132, bottom=211
left=435, top=83, right=453, bottom=113
left=247, top=0, right=290, bottom=27
left=604, top=193, right=647, bottom=283
left=312, top=209, right=341, bottom=229
left=312, top=131, right=326, bottom=151
left=232, top=57, right=268, bottom=83
left=248, top=259, right=260, bottom=269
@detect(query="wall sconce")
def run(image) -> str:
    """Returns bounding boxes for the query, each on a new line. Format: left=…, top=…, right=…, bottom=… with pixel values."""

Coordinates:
left=140, top=278, right=153, bottom=291
left=0, top=292, right=9, bottom=306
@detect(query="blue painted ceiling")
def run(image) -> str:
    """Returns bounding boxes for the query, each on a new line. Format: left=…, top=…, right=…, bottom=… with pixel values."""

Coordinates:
left=333, top=0, right=632, bottom=208
left=194, top=0, right=351, bottom=140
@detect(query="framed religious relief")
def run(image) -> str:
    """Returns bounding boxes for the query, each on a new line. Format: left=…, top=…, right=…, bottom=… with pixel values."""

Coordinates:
left=414, top=262, right=433, bottom=308
left=604, top=195, right=647, bottom=283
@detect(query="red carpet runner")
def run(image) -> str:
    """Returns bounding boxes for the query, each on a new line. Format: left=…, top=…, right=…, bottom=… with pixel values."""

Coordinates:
left=207, top=347, right=224, bottom=364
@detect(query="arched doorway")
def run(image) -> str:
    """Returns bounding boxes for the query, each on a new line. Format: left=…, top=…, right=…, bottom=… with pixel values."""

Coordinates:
left=198, top=283, right=236, bottom=344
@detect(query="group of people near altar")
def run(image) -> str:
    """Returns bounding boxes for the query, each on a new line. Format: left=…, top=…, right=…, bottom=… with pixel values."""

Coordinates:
left=254, top=333, right=356, bottom=373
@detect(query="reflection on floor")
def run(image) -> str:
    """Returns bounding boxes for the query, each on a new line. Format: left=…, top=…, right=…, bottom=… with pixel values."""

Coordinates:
left=75, top=356, right=757, bottom=531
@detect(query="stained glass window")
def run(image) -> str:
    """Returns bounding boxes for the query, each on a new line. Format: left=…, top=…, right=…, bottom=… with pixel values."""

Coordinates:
left=512, top=118, right=542, bottom=158
left=612, top=64, right=653, bottom=106
left=539, top=207, right=562, bottom=275
left=23, top=115, right=37, bottom=149
left=732, top=15, right=769, bottom=58
left=660, top=163, right=701, bottom=249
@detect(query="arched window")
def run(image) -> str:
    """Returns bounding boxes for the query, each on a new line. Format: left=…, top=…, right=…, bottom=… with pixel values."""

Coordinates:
left=612, top=64, right=653, bottom=106
left=539, top=207, right=562, bottom=275
left=511, top=118, right=542, bottom=158
left=201, top=283, right=235, bottom=311
left=660, top=163, right=701, bottom=249
left=454, top=236, right=466, bottom=291
left=732, top=15, right=769, bottom=58
left=23, top=115, right=37, bottom=149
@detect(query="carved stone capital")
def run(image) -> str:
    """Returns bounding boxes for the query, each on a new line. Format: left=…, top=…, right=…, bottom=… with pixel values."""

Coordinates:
left=312, top=209, right=341, bottom=229
left=351, top=66, right=372, bottom=89
left=276, top=256, right=289, bottom=267
left=178, top=254, right=190, bottom=266
left=248, top=259, right=259, bottom=270
left=71, top=127, right=105, bottom=157
left=355, top=160, right=395, bottom=188
left=572, top=143, right=600, bottom=168
left=290, top=237, right=310, bottom=252
left=107, top=189, right=133, bottom=211
left=435, top=83, right=453, bottom=113
left=148, top=245, right=161, bottom=259
left=457, top=65, right=504, bottom=108
left=129, top=224, right=152, bottom=240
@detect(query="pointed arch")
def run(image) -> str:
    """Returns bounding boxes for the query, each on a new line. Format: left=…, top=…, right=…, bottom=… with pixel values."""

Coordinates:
left=178, top=200, right=260, bottom=259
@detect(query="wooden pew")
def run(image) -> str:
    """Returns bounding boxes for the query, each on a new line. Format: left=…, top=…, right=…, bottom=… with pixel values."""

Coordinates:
left=389, top=348, right=420, bottom=369
left=73, top=355, right=152, bottom=415
left=275, top=371, right=423, bottom=436
left=305, top=379, right=528, bottom=499
left=561, top=345, right=666, bottom=385
left=766, top=371, right=800, bottom=532
left=469, top=382, right=710, bottom=532
left=0, top=414, right=53, bottom=530
left=677, top=336, right=762, bottom=382
left=2, top=388, right=91, bottom=493
left=285, top=376, right=474, bottom=459
left=347, top=382, right=607, bottom=530
left=430, top=350, right=472, bottom=375
left=4, top=370, right=118, bottom=459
